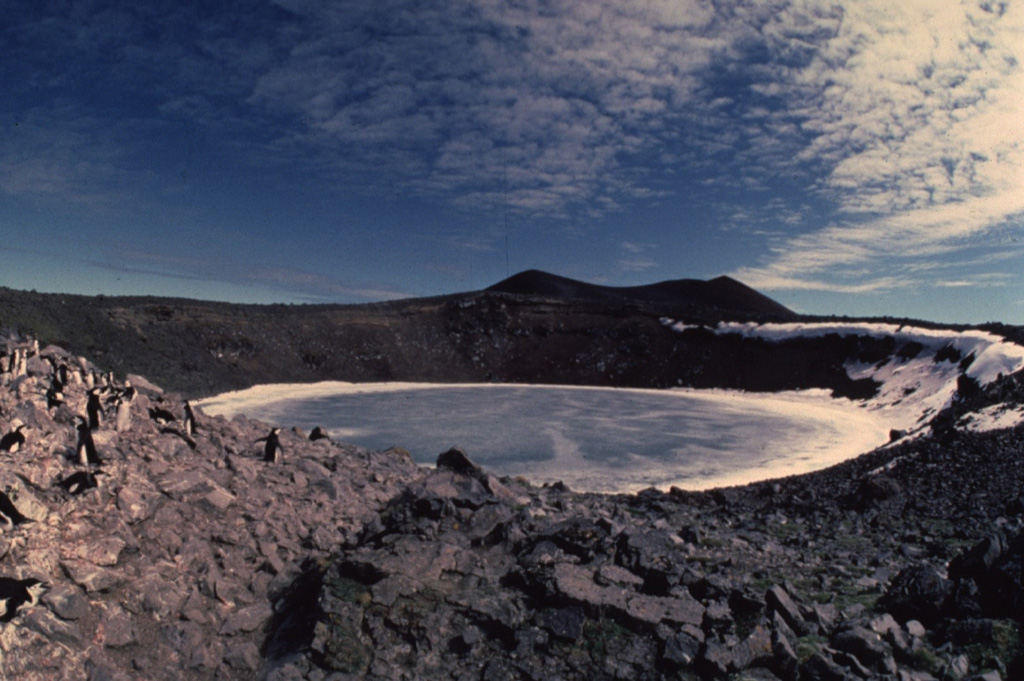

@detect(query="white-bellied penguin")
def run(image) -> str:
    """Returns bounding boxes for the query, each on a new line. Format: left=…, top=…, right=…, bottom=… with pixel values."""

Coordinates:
left=0, top=425, right=29, bottom=453
left=75, top=417, right=101, bottom=465
left=86, top=388, right=103, bottom=430
left=183, top=400, right=196, bottom=436
left=0, top=491, right=32, bottom=527
left=148, top=406, right=177, bottom=425
left=257, top=427, right=283, bottom=463
left=0, top=577, right=47, bottom=622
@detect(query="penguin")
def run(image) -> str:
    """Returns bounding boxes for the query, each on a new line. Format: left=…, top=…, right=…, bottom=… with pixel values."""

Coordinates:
left=57, top=470, right=104, bottom=496
left=114, top=396, right=132, bottom=433
left=45, top=382, right=65, bottom=410
left=0, top=425, right=29, bottom=454
left=183, top=401, right=196, bottom=436
left=0, top=577, right=46, bottom=622
left=13, top=350, right=26, bottom=378
left=86, top=388, right=103, bottom=430
left=55, top=363, right=69, bottom=390
left=122, top=379, right=136, bottom=403
left=75, top=418, right=101, bottom=466
left=256, top=427, right=283, bottom=463
left=148, top=406, right=177, bottom=425
left=0, top=491, right=32, bottom=526
left=309, top=426, right=330, bottom=442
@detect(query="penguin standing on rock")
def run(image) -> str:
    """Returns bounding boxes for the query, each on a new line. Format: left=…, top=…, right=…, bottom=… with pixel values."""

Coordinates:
left=183, top=401, right=196, bottom=436
left=0, top=577, right=47, bottom=622
left=257, top=427, right=283, bottom=463
left=45, top=380, right=65, bottom=410
left=86, top=388, right=103, bottom=430
left=0, top=425, right=29, bottom=454
left=55, top=363, right=69, bottom=389
left=75, top=418, right=101, bottom=466
left=115, top=396, right=132, bottom=433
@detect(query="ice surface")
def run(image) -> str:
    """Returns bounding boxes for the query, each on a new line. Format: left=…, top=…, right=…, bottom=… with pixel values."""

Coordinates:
left=199, top=383, right=889, bottom=493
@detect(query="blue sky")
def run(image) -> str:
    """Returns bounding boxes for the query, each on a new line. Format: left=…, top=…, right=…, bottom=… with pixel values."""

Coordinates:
left=2, top=1, right=1023, bottom=324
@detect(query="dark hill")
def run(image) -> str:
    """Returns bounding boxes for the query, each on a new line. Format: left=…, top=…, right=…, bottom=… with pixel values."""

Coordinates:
left=487, top=269, right=795, bottom=318
left=0, top=273, right=803, bottom=397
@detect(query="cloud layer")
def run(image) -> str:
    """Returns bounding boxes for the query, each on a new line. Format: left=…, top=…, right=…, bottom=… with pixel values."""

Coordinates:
left=1, top=0, right=1022, bottom=306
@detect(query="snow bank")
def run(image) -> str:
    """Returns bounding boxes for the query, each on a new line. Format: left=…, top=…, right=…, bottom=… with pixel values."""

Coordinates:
left=662, top=319, right=1024, bottom=433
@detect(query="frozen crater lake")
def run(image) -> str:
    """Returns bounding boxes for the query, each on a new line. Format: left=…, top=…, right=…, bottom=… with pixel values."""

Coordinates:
left=198, top=382, right=891, bottom=493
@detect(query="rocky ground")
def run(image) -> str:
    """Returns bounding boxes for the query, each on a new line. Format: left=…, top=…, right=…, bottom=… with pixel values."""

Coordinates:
left=1, top=333, right=1023, bottom=680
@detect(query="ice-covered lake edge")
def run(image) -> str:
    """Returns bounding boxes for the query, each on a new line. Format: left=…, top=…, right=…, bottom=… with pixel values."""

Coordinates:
left=197, top=381, right=908, bottom=493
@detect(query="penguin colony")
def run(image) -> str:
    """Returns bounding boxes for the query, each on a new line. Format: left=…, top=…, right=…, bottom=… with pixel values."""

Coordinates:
left=0, top=335, right=326, bottom=629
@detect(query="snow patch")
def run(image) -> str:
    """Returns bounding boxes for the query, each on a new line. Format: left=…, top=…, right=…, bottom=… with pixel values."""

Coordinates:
left=958, top=403, right=1024, bottom=433
left=662, top=318, right=1024, bottom=434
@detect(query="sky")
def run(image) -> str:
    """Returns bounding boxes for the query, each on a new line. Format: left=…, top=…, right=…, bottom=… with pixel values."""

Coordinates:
left=2, top=0, right=1023, bottom=324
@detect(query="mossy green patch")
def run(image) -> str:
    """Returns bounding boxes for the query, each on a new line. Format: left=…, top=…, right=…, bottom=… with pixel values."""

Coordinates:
left=327, top=576, right=373, bottom=606
left=795, top=634, right=827, bottom=664
left=581, top=617, right=631, bottom=660
left=318, top=615, right=371, bottom=674
left=964, top=619, right=1022, bottom=673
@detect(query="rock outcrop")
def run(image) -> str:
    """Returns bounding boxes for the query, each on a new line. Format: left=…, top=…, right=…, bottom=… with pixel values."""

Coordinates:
left=1, top=333, right=1023, bottom=680
left=0, top=336, right=422, bottom=679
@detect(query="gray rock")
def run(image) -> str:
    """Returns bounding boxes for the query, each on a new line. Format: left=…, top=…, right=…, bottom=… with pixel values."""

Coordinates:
left=537, top=606, right=585, bottom=641
left=435, top=447, right=482, bottom=476
left=24, top=608, right=84, bottom=645
left=766, top=585, right=812, bottom=636
left=831, top=624, right=893, bottom=672
left=662, top=624, right=703, bottom=667
left=800, top=651, right=857, bottom=680
left=43, top=584, right=92, bottom=620
left=772, top=627, right=799, bottom=681
left=101, top=606, right=136, bottom=648
left=116, top=487, right=158, bottom=523
left=136, top=573, right=187, bottom=618
left=61, top=560, right=125, bottom=593
left=946, top=654, right=971, bottom=680
left=220, top=601, right=274, bottom=635
left=73, top=537, right=126, bottom=567
left=223, top=641, right=261, bottom=671
left=880, top=565, right=952, bottom=625
left=550, top=562, right=704, bottom=629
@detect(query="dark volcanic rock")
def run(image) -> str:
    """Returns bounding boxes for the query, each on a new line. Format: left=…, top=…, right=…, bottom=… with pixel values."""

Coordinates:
left=435, top=446, right=483, bottom=476
left=1, top=315, right=1023, bottom=680
left=880, top=565, right=953, bottom=625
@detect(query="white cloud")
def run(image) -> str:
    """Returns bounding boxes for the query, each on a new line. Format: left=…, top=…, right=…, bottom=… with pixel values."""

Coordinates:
left=617, top=241, right=659, bottom=273
left=5, top=0, right=1022, bottom=301
left=247, top=0, right=728, bottom=215
left=733, top=0, right=1024, bottom=293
